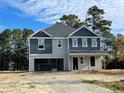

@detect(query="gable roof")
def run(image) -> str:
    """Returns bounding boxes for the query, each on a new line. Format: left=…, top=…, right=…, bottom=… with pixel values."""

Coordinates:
left=44, top=22, right=76, bottom=37
left=29, top=30, right=52, bottom=37
left=68, top=26, right=99, bottom=37
left=29, top=22, right=99, bottom=38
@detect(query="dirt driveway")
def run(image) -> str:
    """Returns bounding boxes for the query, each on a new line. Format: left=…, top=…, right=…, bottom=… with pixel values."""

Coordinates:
left=0, top=71, right=124, bottom=93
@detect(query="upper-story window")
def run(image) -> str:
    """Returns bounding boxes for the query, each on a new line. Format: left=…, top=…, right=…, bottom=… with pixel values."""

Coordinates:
left=82, top=38, right=88, bottom=47
left=92, top=38, right=97, bottom=47
left=72, top=38, right=78, bottom=47
left=38, top=39, right=45, bottom=50
left=58, top=40, right=62, bottom=47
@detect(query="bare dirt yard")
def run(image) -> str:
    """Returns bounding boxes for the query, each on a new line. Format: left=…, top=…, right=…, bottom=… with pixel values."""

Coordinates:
left=0, top=70, right=124, bottom=93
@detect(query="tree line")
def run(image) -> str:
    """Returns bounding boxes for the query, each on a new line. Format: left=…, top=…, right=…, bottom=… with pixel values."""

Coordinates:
left=0, top=28, right=33, bottom=70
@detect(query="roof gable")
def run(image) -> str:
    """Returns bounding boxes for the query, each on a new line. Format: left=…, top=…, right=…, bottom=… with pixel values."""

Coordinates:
left=69, top=26, right=98, bottom=37
left=31, top=31, right=52, bottom=37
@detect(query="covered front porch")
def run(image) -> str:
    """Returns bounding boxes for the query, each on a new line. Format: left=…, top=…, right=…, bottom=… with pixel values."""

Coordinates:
left=68, top=53, right=106, bottom=70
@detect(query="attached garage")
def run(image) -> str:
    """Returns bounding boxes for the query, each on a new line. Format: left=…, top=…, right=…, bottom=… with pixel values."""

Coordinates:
left=34, top=58, right=63, bottom=71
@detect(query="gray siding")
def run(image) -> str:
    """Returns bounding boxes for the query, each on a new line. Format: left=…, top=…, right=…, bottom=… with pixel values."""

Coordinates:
left=32, top=31, right=50, bottom=37
left=71, top=28, right=97, bottom=36
left=69, top=38, right=100, bottom=52
left=30, top=39, right=52, bottom=54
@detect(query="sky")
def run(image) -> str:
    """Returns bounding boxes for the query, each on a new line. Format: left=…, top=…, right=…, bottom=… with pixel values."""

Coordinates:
left=0, top=0, right=124, bottom=35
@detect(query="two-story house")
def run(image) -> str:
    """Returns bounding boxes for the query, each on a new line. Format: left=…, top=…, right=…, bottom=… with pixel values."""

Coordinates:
left=28, top=22, right=106, bottom=71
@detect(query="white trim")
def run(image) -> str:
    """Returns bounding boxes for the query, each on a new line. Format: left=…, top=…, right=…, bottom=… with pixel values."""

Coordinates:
left=29, top=30, right=53, bottom=38
left=42, top=30, right=53, bottom=37
left=29, top=35, right=99, bottom=39
left=82, top=38, right=88, bottom=47
left=92, top=38, right=97, bottom=47
left=29, top=37, right=53, bottom=39
left=69, top=53, right=106, bottom=56
left=85, top=27, right=99, bottom=36
left=54, top=37, right=66, bottom=39
left=29, top=37, right=66, bottom=39
left=29, top=30, right=41, bottom=37
left=72, top=38, right=78, bottom=47
left=67, top=36, right=99, bottom=38
left=68, top=26, right=99, bottom=37
left=67, top=38, right=69, bottom=51
left=38, top=39, right=45, bottom=50
left=68, top=26, right=84, bottom=36
left=29, top=54, right=66, bottom=57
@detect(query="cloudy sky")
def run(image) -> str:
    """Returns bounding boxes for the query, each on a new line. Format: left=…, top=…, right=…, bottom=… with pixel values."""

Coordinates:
left=0, top=0, right=124, bottom=35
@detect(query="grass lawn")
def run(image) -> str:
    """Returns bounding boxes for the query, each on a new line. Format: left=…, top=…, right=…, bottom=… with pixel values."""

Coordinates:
left=82, top=80, right=124, bottom=93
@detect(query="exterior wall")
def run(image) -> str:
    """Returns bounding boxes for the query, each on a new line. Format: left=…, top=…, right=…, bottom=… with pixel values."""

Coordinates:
left=69, top=38, right=100, bottom=51
left=29, top=39, right=68, bottom=71
left=89, top=56, right=102, bottom=70
left=29, top=57, right=34, bottom=71
left=69, top=55, right=102, bottom=70
left=30, top=39, right=52, bottom=54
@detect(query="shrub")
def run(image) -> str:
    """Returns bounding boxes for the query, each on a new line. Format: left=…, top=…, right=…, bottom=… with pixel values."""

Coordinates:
left=106, top=60, right=124, bottom=69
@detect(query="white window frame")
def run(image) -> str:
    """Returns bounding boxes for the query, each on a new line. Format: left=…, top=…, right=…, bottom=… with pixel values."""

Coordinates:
left=58, top=40, right=62, bottom=48
left=92, top=38, right=97, bottom=47
left=72, top=38, right=78, bottom=47
left=38, top=39, right=45, bottom=50
left=82, top=38, right=88, bottom=47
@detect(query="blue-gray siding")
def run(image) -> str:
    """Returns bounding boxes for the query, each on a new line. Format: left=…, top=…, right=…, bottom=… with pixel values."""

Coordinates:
left=32, top=31, right=50, bottom=37
left=71, top=28, right=97, bottom=36
left=30, top=39, right=52, bottom=54
left=69, top=38, right=100, bottom=52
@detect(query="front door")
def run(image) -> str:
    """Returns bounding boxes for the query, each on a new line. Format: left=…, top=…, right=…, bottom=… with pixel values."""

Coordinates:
left=73, top=57, right=78, bottom=70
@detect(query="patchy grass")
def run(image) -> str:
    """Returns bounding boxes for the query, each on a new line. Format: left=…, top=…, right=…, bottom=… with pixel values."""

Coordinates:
left=82, top=80, right=124, bottom=93
left=0, top=72, right=124, bottom=93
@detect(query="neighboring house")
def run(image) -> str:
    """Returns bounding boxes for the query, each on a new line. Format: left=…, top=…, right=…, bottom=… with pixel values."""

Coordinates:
left=28, top=22, right=106, bottom=71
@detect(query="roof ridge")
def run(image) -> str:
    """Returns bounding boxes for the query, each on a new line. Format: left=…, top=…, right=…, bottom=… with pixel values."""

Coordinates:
left=55, top=22, right=76, bottom=30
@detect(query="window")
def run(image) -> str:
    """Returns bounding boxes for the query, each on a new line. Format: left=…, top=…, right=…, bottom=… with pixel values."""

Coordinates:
left=80, top=57, right=83, bottom=64
left=90, top=56, right=95, bottom=66
left=72, top=38, right=78, bottom=47
left=82, top=38, right=88, bottom=47
left=58, top=40, right=62, bottom=47
left=92, top=38, right=97, bottom=47
left=38, top=39, right=45, bottom=50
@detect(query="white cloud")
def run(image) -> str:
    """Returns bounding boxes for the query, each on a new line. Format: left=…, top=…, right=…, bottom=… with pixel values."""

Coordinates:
left=0, top=25, right=7, bottom=32
left=1, top=0, right=124, bottom=35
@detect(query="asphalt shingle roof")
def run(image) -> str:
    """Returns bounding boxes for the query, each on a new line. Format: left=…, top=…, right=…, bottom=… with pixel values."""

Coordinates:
left=44, top=22, right=76, bottom=37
